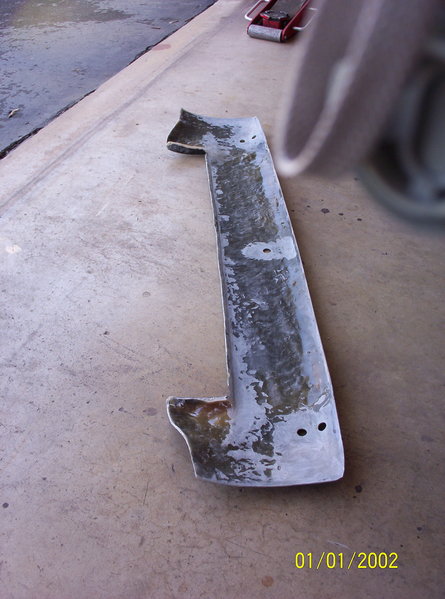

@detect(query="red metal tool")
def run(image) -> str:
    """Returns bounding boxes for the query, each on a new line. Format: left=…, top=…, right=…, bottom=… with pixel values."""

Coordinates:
left=245, top=0, right=315, bottom=42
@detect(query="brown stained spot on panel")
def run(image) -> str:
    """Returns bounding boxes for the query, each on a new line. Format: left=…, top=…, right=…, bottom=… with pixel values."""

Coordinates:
left=169, top=398, right=241, bottom=480
left=169, top=399, right=231, bottom=440
left=261, top=576, right=274, bottom=587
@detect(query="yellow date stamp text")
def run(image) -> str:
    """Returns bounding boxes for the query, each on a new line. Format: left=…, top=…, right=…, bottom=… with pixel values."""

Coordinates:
left=295, top=551, right=399, bottom=570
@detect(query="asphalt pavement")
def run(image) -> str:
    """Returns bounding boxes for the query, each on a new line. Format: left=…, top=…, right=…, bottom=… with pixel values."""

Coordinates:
left=0, top=0, right=215, bottom=156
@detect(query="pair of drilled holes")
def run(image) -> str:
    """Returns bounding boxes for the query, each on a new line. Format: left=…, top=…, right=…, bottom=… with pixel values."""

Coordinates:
left=297, top=422, right=327, bottom=436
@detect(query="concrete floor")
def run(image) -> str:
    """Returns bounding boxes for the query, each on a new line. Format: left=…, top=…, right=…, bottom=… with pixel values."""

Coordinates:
left=0, top=1, right=444, bottom=597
